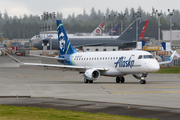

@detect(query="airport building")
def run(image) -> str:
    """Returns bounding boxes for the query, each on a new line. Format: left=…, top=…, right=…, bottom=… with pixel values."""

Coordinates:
left=162, top=30, right=180, bottom=40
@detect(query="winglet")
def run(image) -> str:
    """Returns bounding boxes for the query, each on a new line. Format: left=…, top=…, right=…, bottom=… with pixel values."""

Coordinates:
left=2, top=50, right=21, bottom=63
left=159, top=51, right=176, bottom=65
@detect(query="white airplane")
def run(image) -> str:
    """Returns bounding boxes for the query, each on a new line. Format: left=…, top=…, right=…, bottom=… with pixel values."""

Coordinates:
left=6, top=20, right=176, bottom=84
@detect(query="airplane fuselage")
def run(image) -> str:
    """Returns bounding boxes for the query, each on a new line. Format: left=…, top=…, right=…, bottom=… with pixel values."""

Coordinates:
left=34, top=38, right=136, bottom=50
left=59, top=50, right=160, bottom=77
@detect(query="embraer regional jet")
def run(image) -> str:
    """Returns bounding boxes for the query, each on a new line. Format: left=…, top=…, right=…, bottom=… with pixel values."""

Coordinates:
left=6, top=20, right=176, bottom=84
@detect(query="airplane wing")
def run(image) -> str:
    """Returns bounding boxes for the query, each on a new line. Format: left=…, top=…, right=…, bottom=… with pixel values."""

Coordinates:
left=159, top=51, right=176, bottom=65
left=5, top=51, right=108, bottom=71
left=29, top=54, right=65, bottom=60
left=23, top=63, right=108, bottom=71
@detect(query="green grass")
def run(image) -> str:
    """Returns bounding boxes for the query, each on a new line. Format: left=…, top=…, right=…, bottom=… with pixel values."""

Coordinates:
left=0, top=105, right=157, bottom=120
left=155, top=67, right=180, bottom=73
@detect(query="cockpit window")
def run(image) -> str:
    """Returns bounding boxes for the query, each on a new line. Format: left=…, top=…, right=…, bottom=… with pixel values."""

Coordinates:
left=144, top=55, right=154, bottom=59
left=138, top=55, right=142, bottom=59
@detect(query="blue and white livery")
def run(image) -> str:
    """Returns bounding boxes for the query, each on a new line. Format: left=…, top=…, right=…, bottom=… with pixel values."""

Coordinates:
left=6, top=20, right=176, bottom=84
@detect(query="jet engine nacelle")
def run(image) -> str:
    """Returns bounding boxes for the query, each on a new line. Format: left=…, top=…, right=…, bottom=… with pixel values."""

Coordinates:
left=84, top=69, right=100, bottom=80
left=133, top=73, right=149, bottom=80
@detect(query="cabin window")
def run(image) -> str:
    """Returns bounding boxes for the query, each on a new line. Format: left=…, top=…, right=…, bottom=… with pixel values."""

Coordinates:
left=92, top=58, right=93, bottom=60
left=94, top=58, right=96, bottom=60
left=116, top=57, right=118, bottom=59
left=84, top=58, right=86, bottom=60
left=95, top=49, right=98, bottom=51
left=144, top=55, right=154, bottom=59
left=138, top=55, right=142, bottom=59
left=81, top=58, right=83, bottom=60
left=86, top=49, right=89, bottom=51
left=89, top=58, right=91, bottom=60
left=97, top=58, right=99, bottom=60
left=113, top=57, right=115, bottom=60
left=87, top=58, right=88, bottom=60
left=113, top=49, right=116, bottom=51
left=103, top=49, right=106, bottom=51
left=105, top=57, right=107, bottom=60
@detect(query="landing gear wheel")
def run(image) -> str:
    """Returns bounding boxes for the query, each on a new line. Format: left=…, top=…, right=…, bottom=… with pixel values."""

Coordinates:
left=121, top=77, right=125, bottom=83
left=140, top=80, right=146, bottom=84
left=84, top=78, right=88, bottom=83
left=89, top=80, right=93, bottom=83
left=116, top=77, right=120, bottom=83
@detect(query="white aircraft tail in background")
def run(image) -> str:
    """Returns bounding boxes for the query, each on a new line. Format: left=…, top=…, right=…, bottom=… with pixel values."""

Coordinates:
left=91, top=23, right=105, bottom=36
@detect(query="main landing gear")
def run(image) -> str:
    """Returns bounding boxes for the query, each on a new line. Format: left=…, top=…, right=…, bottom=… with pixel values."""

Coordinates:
left=84, top=78, right=93, bottom=83
left=116, top=76, right=125, bottom=83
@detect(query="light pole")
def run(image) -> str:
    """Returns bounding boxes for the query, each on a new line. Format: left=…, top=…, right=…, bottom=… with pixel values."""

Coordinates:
left=133, top=12, right=141, bottom=42
left=118, top=13, right=126, bottom=35
left=23, top=17, right=26, bottom=40
left=103, top=16, right=107, bottom=35
left=18, top=19, right=21, bottom=39
left=109, top=13, right=116, bottom=38
left=168, top=9, right=174, bottom=45
left=156, top=10, right=162, bottom=42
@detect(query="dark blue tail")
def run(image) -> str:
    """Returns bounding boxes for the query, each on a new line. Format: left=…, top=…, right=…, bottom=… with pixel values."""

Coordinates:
left=57, top=20, right=77, bottom=55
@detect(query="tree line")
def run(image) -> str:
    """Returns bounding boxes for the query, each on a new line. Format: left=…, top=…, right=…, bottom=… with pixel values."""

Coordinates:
left=1, top=7, right=180, bottom=40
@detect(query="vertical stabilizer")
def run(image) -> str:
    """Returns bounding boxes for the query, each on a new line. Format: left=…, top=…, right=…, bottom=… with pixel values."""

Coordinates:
left=139, top=20, right=149, bottom=40
left=116, top=20, right=145, bottom=42
left=108, top=23, right=121, bottom=36
left=57, top=20, right=77, bottom=55
left=91, top=23, right=105, bottom=36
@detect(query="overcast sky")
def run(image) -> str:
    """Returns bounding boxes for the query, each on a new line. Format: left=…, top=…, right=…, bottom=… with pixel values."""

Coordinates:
left=0, top=0, right=179, bottom=18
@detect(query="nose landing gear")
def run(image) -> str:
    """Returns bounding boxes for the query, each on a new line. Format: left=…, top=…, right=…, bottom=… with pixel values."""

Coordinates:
left=140, top=77, right=146, bottom=84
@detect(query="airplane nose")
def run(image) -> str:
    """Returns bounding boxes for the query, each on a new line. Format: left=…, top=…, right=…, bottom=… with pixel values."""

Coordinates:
left=153, top=63, right=160, bottom=72
left=148, top=61, right=160, bottom=72
left=33, top=41, right=41, bottom=49
left=150, top=62, right=160, bottom=72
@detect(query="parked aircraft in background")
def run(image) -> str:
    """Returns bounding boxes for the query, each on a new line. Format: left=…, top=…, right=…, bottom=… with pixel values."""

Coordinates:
left=6, top=20, right=176, bottom=84
left=31, top=23, right=105, bottom=42
left=33, top=20, right=149, bottom=50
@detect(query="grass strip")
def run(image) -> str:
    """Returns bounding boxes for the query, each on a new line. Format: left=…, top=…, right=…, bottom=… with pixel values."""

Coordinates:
left=0, top=105, right=157, bottom=120
left=155, top=67, right=180, bottom=73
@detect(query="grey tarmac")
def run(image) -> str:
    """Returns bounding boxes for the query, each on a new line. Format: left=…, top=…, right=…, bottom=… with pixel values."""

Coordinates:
left=0, top=55, right=180, bottom=120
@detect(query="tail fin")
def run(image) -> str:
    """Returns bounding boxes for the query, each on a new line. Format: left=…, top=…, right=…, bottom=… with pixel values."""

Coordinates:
left=139, top=20, right=149, bottom=40
left=91, top=23, right=105, bottom=36
left=108, top=23, right=121, bottom=36
left=116, top=20, right=145, bottom=42
left=57, top=20, right=77, bottom=55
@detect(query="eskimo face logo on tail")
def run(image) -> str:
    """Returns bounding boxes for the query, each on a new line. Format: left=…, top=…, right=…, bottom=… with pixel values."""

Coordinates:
left=59, top=32, right=65, bottom=52
left=114, top=55, right=135, bottom=68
